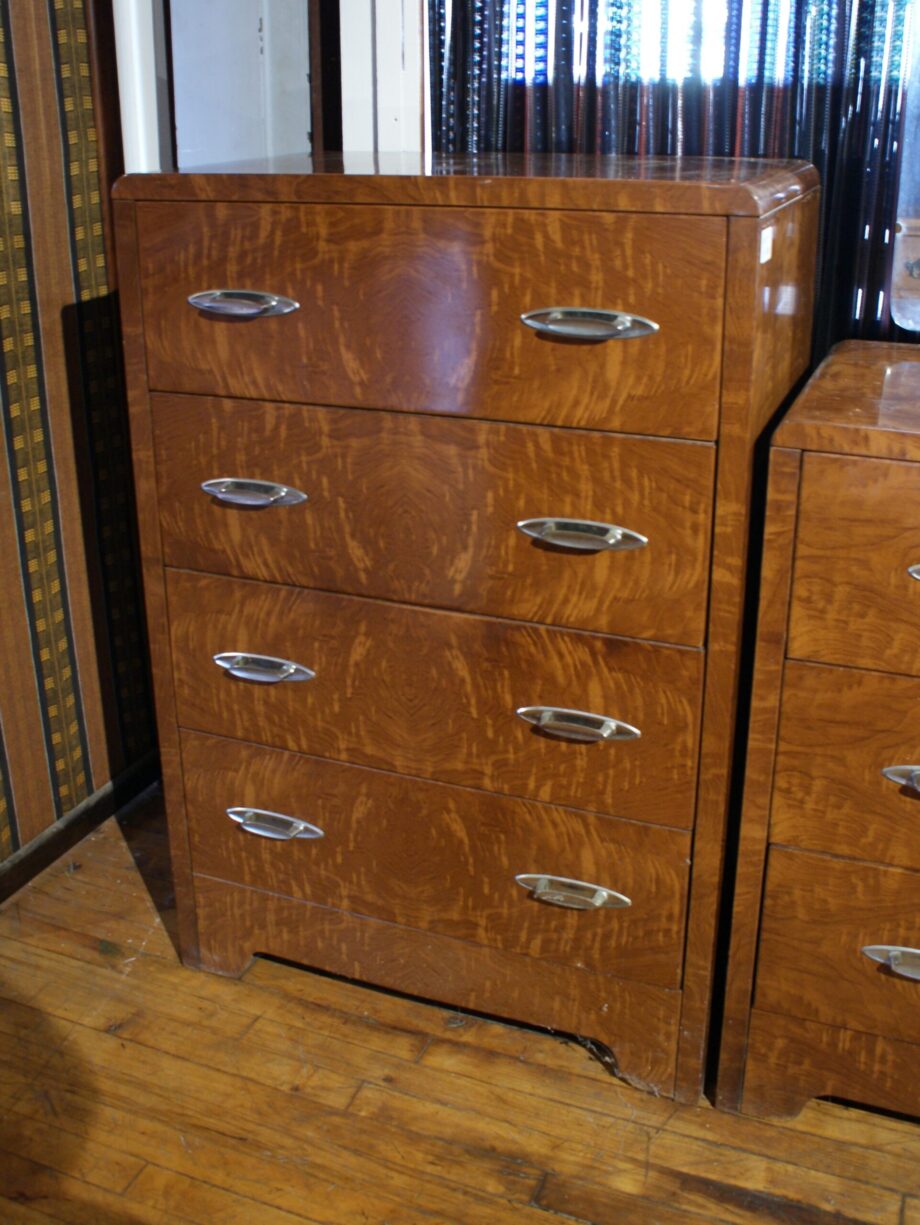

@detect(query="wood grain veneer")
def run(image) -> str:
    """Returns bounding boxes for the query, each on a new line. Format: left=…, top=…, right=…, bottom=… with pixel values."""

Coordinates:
left=755, top=848, right=920, bottom=1045
left=743, top=1011, right=920, bottom=1120
left=719, top=343, right=920, bottom=1119
left=167, top=569, right=703, bottom=828
left=716, top=447, right=802, bottom=1111
left=772, top=661, right=920, bottom=870
left=153, top=393, right=716, bottom=645
left=113, top=153, right=819, bottom=216
left=115, top=159, right=820, bottom=1106
left=192, top=872, right=682, bottom=1095
left=181, top=731, right=691, bottom=988
left=788, top=452, right=920, bottom=675
left=136, top=202, right=725, bottom=439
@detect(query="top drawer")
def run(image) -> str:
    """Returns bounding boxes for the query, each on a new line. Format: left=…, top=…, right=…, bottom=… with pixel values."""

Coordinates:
left=135, top=202, right=726, bottom=439
left=788, top=453, right=920, bottom=675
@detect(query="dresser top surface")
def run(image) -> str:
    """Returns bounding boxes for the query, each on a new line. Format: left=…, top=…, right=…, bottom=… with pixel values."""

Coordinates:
left=113, top=153, right=817, bottom=216
left=775, top=341, right=920, bottom=461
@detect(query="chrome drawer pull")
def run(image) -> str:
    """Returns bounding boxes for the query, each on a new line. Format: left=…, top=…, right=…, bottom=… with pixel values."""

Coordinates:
left=188, top=289, right=299, bottom=318
left=517, top=517, right=647, bottom=553
left=201, top=478, right=308, bottom=508
left=861, top=944, right=920, bottom=981
left=520, top=308, right=659, bottom=342
left=908, top=564, right=920, bottom=582
left=516, top=705, right=640, bottom=743
left=227, top=807, right=324, bottom=841
left=881, top=764, right=920, bottom=792
left=515, top=874, right=631, bottom=911
left=212, top=652, right=315, bottom=684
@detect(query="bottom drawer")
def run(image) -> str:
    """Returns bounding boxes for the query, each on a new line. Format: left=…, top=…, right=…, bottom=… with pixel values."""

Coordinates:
left=192, top=873, right=681, bottom=1096
left=755, top=848, right=920, bottom=1044
left=742, top=1010, right=920, bottom=1119
left=181, top=731, right=691, bottom=989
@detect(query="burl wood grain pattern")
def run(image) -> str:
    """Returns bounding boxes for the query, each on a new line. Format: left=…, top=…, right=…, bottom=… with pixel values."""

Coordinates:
left=772, top=661, right=920, bottom=870
left=112, top=201, right=200, bottom=962
left=755, top=848, right=920, bottom=1044
left=192, top=873, right=682, bottom=1095
left=166, top=569, right=704, bottom=828
left=716, top=448, right=802, bottom=1112
left=135, top=202, right=726, bottom=439
left=744, top=1011, right=920, bottom=1120
left=180, top=731, right=691, bottom=989
left=788, top=452, right=920, bottom=675
left=673, top=195, right=819, bottom=1101
left=153, top=394, right=716, bottom=645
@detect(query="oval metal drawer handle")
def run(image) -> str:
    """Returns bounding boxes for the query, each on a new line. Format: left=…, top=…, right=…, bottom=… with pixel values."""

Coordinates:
left=908, top=564, right=920, bottom=582
left=881, top=764, right=920, bottom=792
left=188, top=289, right=300, bottom=318
left=861, top=944, right=920, bottom=981
left=516, top=705, right=640, bottom=743
left=517, top=517, right=647, bottom=553
left=520, top=307, right=659, bottom=342
left=515, top=874, right=632, bottom=911
left=213, top=652, right=315, bottom=684
left=201, top=478, right=309, bottom=508
left=227, top=807, right=324, bottom=841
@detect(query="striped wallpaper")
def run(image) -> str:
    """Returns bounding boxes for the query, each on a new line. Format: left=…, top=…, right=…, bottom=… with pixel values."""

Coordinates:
left=0, top=0, right=154, bottom=864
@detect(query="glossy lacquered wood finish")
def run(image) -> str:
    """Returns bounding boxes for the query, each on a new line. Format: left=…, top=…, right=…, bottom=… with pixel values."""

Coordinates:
left=775, top=341, right=920, bottom=461
left=716, top=448, right=803, bottom=1111
left=772, top=661, right=920, bottom=870
left=756, top=848, right=920, bottom=1045
left=153, top=394, right=716, bottom=644
left=718, top=344, right=920, bottom=1120
left=192, top=873, right=682, bottom=1095
left=167, top=570, right=703, bottom=828
left=115, top=159, right=821, bottom=1107
left=136, top=202, right=725, bottom=439
left=788, top=452, right=920, bottom=675
left=673, top=192, right=819, bottom=1100
left=743, top=1012, right=920, bottom=1120
left=114, top=153, right=819, bottom=216
left=181, top=731, right=691, bottom=988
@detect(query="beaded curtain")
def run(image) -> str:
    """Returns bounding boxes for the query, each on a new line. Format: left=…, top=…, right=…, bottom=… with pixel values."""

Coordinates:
left=429, top=0, right=916, bottom=350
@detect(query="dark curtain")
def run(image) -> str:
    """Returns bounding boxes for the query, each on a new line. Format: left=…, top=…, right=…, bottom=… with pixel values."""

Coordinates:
left=429, top=0, right=916, bottom=354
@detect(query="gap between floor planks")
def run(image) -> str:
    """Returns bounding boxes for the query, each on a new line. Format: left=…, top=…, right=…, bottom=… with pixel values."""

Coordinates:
left=0, top=797, right=917, bottom=1224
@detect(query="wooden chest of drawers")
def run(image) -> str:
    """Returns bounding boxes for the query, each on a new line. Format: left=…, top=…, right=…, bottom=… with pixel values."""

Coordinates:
left=720, top=341, right=920, bottom=1118
left=113, top=155, right=818, bottom=1102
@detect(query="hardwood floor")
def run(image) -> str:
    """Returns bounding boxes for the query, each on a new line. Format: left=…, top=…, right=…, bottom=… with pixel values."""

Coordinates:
left=0, top=790, right=918, bottom=1224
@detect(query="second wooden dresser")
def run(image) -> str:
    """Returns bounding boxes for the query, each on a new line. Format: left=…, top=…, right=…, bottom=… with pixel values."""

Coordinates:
left=720, top=341, right=920, bottom=1118
left=114, top=155, right=818, bottom=1102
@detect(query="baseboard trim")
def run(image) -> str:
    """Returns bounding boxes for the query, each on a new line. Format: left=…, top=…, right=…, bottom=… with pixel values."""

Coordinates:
left=0, top=752, right=160, bottom=903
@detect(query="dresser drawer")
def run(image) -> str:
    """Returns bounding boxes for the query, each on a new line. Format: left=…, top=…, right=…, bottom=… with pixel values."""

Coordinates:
left=136, top=202, right=725, bottom=439
left=166, top=570, right=703, bottom=827
left=772, top=661, right=920, bottom=870
left=153, top=394, right=716, bottom=645
left=788, top=453, right=920, bottom=674
left=181, top=732, right=691, bottom=988
left=755, top=848, right=920, bottom=1045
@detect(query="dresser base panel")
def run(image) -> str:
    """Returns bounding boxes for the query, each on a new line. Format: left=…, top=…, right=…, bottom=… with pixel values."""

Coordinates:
left=191, top=873, right=681, bottom=1096
left=741, top=1010, right=920, bottom=1120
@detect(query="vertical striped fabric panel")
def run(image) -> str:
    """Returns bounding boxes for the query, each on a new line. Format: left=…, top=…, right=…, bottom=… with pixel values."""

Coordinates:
left=0, top=0, right=153, bottom=864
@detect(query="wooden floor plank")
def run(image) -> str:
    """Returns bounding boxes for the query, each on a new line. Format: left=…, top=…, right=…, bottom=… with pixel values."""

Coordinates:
left=666, top=1101, right=920, bottom=1196
left=537, top=1172, right=731, bottom=1224
left=0, top=1151, right=177, bottom=1224
left=0, top=802, right=917, bottom=1225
